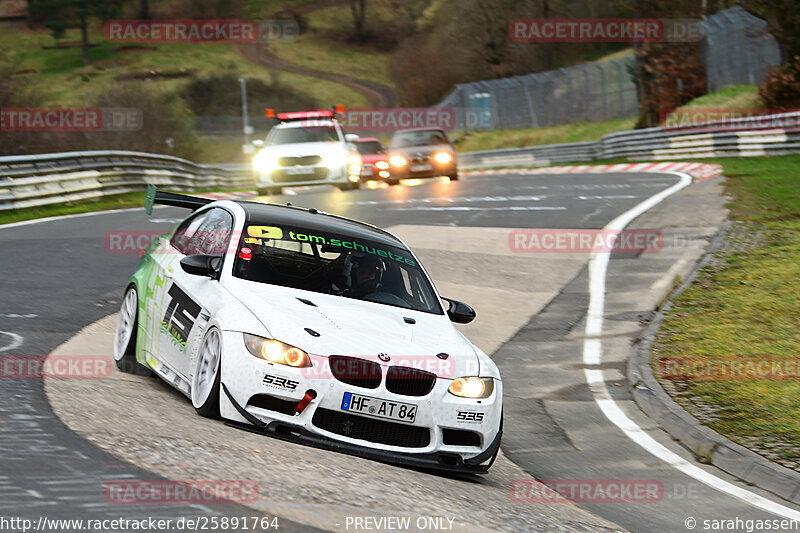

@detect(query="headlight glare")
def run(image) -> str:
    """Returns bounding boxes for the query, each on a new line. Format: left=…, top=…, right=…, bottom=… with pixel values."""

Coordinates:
left=347, top=154, right=362, bottom=177
left=243, top=334, right=311, bottom=367
left=252, top=151, right=275, bottom=172
left=375, top=160, right=389, bottom=170
left=434, top=151, right=453, bottom=164
left=448, top=377, right=493, bottom=398
left=390, top=155, right=407, bottom=167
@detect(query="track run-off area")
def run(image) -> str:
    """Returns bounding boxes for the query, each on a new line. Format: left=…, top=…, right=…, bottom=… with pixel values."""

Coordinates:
left=1, top=170, right=798, bottom=532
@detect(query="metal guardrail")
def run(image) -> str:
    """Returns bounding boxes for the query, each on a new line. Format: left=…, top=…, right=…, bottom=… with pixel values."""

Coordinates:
left=459, top=111, right=800, bottom=169
left=0, top=151, right=252, bottom=210
left=1, top=111, right=798, bottom=210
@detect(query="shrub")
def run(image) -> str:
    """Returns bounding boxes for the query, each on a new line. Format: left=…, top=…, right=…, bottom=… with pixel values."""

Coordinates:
left=759, top=56, right=800, bottom=109
left=181, top=73, right=317, bottom=117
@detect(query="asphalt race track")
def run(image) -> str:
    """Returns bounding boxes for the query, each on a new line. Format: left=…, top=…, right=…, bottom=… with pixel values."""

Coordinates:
left=2, top=172, right=799, bottom=532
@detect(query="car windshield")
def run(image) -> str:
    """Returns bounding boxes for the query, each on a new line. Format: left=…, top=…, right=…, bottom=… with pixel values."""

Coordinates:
left=268, top=126, right=340, bottom=145
left=390, top=130, right=448, bottom=147
left=233, top=223, right=443, bottom=314
left=355, top=141, right=385, bottom=155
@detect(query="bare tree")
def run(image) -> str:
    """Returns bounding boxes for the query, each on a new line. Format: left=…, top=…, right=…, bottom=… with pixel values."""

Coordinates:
left=349, top=0, right=367, bottom=41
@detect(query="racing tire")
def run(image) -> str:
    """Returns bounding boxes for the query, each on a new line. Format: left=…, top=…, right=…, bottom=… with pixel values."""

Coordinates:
left=386, top=178, right=400, bottom=186
left=192, top=327, right=222, bottom=419
left=112, top=285, right=152, bottom=376
left=448, top=173, right=459, bottom=181
left=257, top=187, right=282, bottom=196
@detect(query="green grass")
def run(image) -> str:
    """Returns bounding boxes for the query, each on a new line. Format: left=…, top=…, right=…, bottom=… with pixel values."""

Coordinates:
left=269, top=33, right=393, bottom=89
left=0, top=22, right=367, bottom=108
left=680, top=85, right=761, bottom=110
left=267, top=2, right=395, bottom=90
left=455, top=118, right=639, bottom=152
left=654, top=155, right=800, bottom=464
left=0, top=182, right=258, bottom=225
left=0, top=192, right=148, bottom=226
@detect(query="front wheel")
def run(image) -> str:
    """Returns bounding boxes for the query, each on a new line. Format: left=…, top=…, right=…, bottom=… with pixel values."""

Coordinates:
left=448, top=173, right=459, bottom=181
left=113, top=286, right=152, bottom=376
left=192, top=327, right=222, bottom=418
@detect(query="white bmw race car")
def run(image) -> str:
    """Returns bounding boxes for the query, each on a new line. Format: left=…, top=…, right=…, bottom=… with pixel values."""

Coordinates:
left=113, top=189, right=503, bottom=472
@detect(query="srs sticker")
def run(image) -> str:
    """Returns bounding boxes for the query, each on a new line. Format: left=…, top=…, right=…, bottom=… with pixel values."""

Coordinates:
left=247, top=226, right=283, bottom=239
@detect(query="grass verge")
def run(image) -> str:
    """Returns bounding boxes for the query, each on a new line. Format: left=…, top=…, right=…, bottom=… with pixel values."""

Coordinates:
left=0, top=185, right=248, bottom=226
left=0, top=192, right=147, bottom=226
left=0, top=23, right=367, bottom=110
left=653, top=154, right=800, bottom=470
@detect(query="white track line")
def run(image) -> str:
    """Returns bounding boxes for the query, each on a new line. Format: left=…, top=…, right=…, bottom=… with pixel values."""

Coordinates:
left=0, top=207, right=142, bottom=230
left=0, top=331, right=23, bottom=352
left=583, top=171, right=800, bottom=520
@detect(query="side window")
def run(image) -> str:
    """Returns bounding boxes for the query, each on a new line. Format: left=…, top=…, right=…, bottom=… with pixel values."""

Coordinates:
left=171, top=212, right=209, bottom=254
left=190, top=208, right=234, bottom=255
left=171, top=209, right=233, bottom=256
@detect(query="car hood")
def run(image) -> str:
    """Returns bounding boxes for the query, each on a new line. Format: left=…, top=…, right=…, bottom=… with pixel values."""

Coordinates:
left=360, top=154, right=386, bottom=164
left=261, top=141, right=345, bottom=157
left=224, top=278, right=479, bottom=377
left=389, top=144, right=452, bottom=156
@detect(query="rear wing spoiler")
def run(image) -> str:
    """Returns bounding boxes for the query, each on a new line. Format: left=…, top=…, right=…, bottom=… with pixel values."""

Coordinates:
left=145, top=185, right=212, bottom=215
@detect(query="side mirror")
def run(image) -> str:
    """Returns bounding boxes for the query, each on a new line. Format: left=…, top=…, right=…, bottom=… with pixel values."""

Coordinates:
left=442, top=297, right=476, bottom=324
left=345, top=134, right=360, bottom=142
left=252, top=139, right=265, bottom=147
left=180, top=255, right=221, bottom=278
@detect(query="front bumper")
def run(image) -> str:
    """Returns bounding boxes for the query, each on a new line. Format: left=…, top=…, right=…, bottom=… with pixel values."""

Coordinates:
left=360, top=163, right=390, bottom=180
left=219, top=331, right=503, bottom=472
left=223, top=385, right=502, bottom=473
left=390, top=163, right=457, bottom=179
left=256, top=164, right=351, bottom=188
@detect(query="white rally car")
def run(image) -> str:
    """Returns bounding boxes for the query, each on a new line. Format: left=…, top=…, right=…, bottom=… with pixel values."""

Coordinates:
left=113, top=189, right=503, bottom=472
left=252, top=108, right=362, bottom=196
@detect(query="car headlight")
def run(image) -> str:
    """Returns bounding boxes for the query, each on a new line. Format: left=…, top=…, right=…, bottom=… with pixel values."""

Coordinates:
left=448, top=377, right=493, bottom=398
left=243, top=334, right=311, bottom=367
left=433, top=151, right=453, bottom=164
left=322, top=150, right=347, bottom=169
left=253, top=151, right=276, bottom=173
left=348, top=154, right=362, bottom=176
left=375, top=160, right=389, bottom=170
left=390, top=155, right=407, bottom=167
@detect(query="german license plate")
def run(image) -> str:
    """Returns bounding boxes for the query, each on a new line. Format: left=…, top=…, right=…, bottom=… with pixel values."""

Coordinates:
left=341, top=392, right=417, bottom=423
left=286, top=166, right=314, bottom=175
left=410, top=164, right=432, bottom=172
